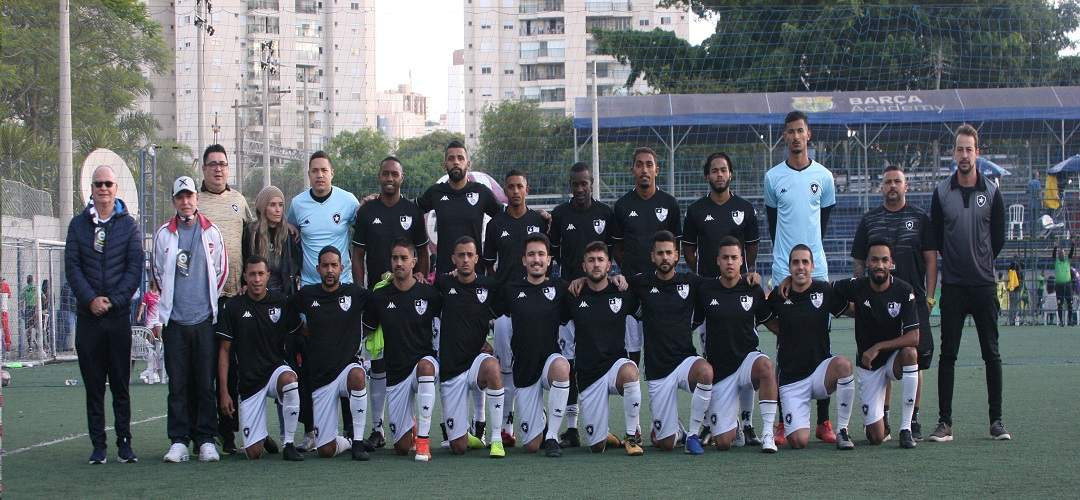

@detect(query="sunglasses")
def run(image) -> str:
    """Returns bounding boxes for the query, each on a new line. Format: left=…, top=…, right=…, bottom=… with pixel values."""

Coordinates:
left=93, top=181, right=115, bottom=188
left=204, top=161, right=229, bottom=169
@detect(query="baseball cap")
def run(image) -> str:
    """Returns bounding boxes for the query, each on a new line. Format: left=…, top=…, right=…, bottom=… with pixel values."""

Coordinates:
left=172, top=176, right=196, bottom=196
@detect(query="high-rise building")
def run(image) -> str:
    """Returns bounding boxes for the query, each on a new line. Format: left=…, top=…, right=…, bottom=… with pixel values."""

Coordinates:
left=140, top=0, right=376, bottom=181
left=461, top=0, right=689, bottom=143
left=447, top=49, right=467, bottom=136
left=376, top=83, right=428, bottom=142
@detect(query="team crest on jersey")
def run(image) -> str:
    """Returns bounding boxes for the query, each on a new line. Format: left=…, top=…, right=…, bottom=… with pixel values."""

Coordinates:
left=593, top=219, right=606, bottom=234
left=446, top=418, right=454, bottom=429
left=466, top=192, right=479, bottom=206
left=655, top=208, right=668, bottom=222
left=543, top=287, right=556, bottom=301
left=339, top=296, right=352, bottom=311
left=400, top=215, right=413, bottom=230
left=332, top=212, right=342, bottom=224
left=810, top=292, right=823, bottom=309
left=231, top=203, right=240, bottom=214
left=810, top=182, right=820, bottom=195
left=414, top=299, right=428, bottom=315
left=887, top=301, right=901, bottom=318
left=476, top=287, right=488, bottom=303
left=527, top=225, right=540, bottom=234
left=905, top=220, right=915, bottom=230
left=609, top=297, right=622, bottom=313
left=676, top=284, right=689, bottom=299
left=585, top=424, right=595, bottom=436
left=268, top=307, right=281, bottom=323
left=976, top=194, right=987, bottom=207
left=732, top=210, right=745, bottom=225
left=740, top=295, right=753, bottom=311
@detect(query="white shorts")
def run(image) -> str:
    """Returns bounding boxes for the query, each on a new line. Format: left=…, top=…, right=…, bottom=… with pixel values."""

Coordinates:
left=579, top=358, right=635, bottom=446
left=386, top=356, right=440, bottom=444
left=857, top=350, right=900, bottom=426
left=515, top=353, right=566, bottom=444
left=709, top=352, right=768, bottom=435
left=493, top=315, right=513, bottom=375
left=558, top=320, right=576, bottom=360
left=625, top=317, right=643, bottom=352
left=312, top=362, right=364, bottom=448
left=238, top=365, right=295, bottom=449
left=779, top=357, right=835, bottom=436
left=647, top=356, right=701, bottom=441
left=440, top=353, right=493, bottom=441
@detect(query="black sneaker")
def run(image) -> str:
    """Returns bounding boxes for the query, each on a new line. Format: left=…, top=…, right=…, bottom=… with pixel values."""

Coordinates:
left=221, top=436, right=238, bottom=455
left=836, top=428, right=855, bottom=450
left=351, top=440, right=371, bottom=461
left=282, top=442, right=304, bottom=461
left=117, top=438, right=138, bottom=463
left=559, top=427, right=581, bottom=448
left=263, top=437, right=280, bottom=454
left=543, top=438, right=562, bottom=457
left=366, top=429, right=386, bottom=449
left=473, top=421, right=486, bottom=441
left=743, top=425, right=761, bottom=446
left=698, top=425, right=713, bottom=443
left=88, top=447, right=107, bottom=465
left=899, top=429, right=916, bottom=449
left=911, top=420, right=923, bottom=441
left=927, top=421, right=953, bottom=442
left=990, top=420, right=1012, bottom=440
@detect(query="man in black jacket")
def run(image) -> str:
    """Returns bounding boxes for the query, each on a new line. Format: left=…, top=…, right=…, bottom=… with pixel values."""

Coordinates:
left=64, top=165, right=145, bottom=464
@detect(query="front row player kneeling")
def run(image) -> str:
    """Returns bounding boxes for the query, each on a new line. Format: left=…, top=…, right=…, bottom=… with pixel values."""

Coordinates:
left=216, top=256, right=304, bottom=461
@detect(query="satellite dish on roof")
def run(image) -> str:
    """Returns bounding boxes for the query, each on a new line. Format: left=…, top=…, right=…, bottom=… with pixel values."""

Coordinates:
left=79, top=148, right=140, bottom=216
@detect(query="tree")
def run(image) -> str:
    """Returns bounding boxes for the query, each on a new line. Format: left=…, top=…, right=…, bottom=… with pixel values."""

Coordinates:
left=241, top=160, right=307, bottom=211
left=324, top=129, right=392, bottom=196
left=394, top=130, right=464, bottom=198
left=474, top=101, right=574, bottom=195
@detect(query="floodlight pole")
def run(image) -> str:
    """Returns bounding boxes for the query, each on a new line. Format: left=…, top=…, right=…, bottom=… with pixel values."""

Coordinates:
left=591, top=60, right=600, bottom=200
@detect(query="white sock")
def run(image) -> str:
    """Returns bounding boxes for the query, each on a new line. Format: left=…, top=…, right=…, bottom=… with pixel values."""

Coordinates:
left=759, top=400, right=778, bottom=440
left=901, top=366, right=919, bottom=432
left=688, top=383, right=712, bottom=437
left=371, top=372, right=387, bottom=432
left=280, top=382, right=300, bottom=445
left=623, top=381, right=641, bottom=436
left=472, top=389, right=486, bottom=425
left=739, top=386, right=755, bottom=428
left=502, top=371, right=516, bottom=433
left=835, top=375, right=855, bottom=430
left=566, top=404, right=579, bottom=429
left=486, top=388, right=505, bottom=444
left=333, top=435, right=351, bottom=456
left=545, top=380, right=570, bottom=441
left=349, top=388, right=368, bottom=442
left=417, top=376, right=436, bottom=438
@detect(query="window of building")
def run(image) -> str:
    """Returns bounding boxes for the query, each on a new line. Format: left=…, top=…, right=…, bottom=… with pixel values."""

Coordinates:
left=638, top=18, right=649, bottom=27
left=481, top=66, right=492, bottom=74
left=660, top=16, right=671, bottom=25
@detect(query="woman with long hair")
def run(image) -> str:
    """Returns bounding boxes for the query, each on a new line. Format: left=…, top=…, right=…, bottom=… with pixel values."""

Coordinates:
left=242, top=186, right=301, bottom=296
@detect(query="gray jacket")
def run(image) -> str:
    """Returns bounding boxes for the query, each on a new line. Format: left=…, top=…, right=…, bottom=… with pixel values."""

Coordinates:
left=930, top=172, right=1005, bottom=287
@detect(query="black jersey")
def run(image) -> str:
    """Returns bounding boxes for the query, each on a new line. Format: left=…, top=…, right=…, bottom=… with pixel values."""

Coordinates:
left=766, top=280, right=848, bottom=386
left=362, top=281, right=442, bottom=386
left=417, top=181, right=502, bottom=274
left=628, top=272, right=701, bottom=380
left=851, top=204, right=936, bottom=297
left=352, top=197, right=429, bottom=287
left=693, top=278, right=772, bottom=382
left=434, top=274, right=498, bottom=380
left=293, top=283, right=371, bottom=389
left=565, top=283, right=638, bottom=390
left=497, top=278, right=569, bottom=387
left=612, top=190, right=681, bottom=276
left=217, top=291, right=301, bottom=399
left=483, top=208, right=549, bottom=284
left=833, top=277, right=919, bottom=370
left=549, top=200, right=615, bottom=282
left=681, top=194, right=760, bottom=277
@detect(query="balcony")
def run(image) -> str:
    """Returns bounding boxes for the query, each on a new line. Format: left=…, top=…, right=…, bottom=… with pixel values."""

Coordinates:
left=519, top=0, right=562, bottom=14
left=519, top=43, right=565, bottom=60
left=585, top=1, right=631, bottom=12
left=247, top=16, right=280, bottom=35
left=586, top=16, right=632, bottom=33
left=248, top=0, right=279, bottom=10
left=520, top=63, right=565, bottom=82
left=520, top=18, right=564, bottom=36
left=295, top=0, right=318, bottom=14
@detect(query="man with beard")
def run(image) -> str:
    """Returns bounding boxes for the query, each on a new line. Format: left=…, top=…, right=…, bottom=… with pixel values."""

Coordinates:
left=294, top=246, right=372, bottom=460
left=612, top=147, right=682, bottom=366
left=417, top=141, right=503, bottom=275
left=681, top=152, right=763, bottom=447
left=852, top=165, right=937, bottom=441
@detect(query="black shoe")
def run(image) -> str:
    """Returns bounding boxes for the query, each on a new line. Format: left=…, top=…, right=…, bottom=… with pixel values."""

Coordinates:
left=88, top=447, right=107, bottom=464
left=698, top=425, right=712, bottom=443
left=263, top=437, right=280, bottom=454
left=928, top=421, right=953, bottom=442
left=221, top=437, right=238, bottom=455
left=559, top=428, right=580, bottom=448
left=543, top=438, right=562, bottom=457
left=117, top=438, right=138, bottom=463
left=911, top=420, right=923, bottom=441
left=473, top=421, right=486, bottom=441
left=743, top=425, right=761, bottom=446
left=282, top=443, right=304, bottom=461
left=990, top=420, right=1012, bottom=440
left=366, top=429, right=386, bottom=449
left=836, top=428, right=855, bottom=450
left=899, top=429, right=916, bottom=449
left=351, top=440, right=371, bottom=461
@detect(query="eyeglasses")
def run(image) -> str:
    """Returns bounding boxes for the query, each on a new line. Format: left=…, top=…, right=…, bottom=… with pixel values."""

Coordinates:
left=92, top=181, right=115, bottom=188
left=204, top=161, right=229, bottom=170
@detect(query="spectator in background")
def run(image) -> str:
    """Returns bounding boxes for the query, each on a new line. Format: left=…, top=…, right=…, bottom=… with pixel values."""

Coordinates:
left=1, top=277, right=12, bottom=351
left=40, top=278, right=52, bottom=352
left=1052, top=242, right=1074, bottom=326
left=1006, top=260, right=1023, bottom=326
left=20, top=274, right=38, bottom=355
left=59, top=282, right=76, bottom=351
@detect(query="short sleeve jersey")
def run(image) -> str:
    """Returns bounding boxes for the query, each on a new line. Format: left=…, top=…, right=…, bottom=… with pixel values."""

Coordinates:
left=482, top=208, right=549, bottom=284
left=293, top=283, right=371, bottom=389
left=628, top=272, right=701, bottom=380
left=765, top=280, right=848, bottom=385
left=216, top=291, right=301, bottom=399
left=693, top=278, right=772, bottom=382
left=832, top=277, right=919, bottom=370
left=497, top=278, right=569, bottom=387
left=416, top=181, right=502, bottom=274
left=434, top=274, right=499, bottom=380
left=763, top=161, right=836, bottom=281
left=851, top=204, right=936, bottom=297
left=549, top=200, right=615, bottom=282
left=611, top=190, right=682, bottom=276
left=287, top=187, right=360, bottom=286
left=351, top=198, right=429, bottom=287
left=362, top=281, right=442, bottom=386
left=564, top=283, right=638, bottom=390
left=681, top=194, right=760, bottom=277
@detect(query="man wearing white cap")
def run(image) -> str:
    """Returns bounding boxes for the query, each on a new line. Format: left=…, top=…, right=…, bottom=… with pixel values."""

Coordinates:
left=153, top=176, right=228, bottom=463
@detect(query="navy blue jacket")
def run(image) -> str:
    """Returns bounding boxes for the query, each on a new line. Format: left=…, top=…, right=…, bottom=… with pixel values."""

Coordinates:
left=64, top=199, right=144, bottom=315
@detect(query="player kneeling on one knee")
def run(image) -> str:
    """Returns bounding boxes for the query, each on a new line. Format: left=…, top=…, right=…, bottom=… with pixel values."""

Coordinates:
left=316, top=366, right=367, bottom=458
left=447, top=356, right=502, bottom=455
left=785, top=356, right=853, bottom=449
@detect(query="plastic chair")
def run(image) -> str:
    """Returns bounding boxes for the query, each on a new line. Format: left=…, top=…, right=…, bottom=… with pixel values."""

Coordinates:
left=1007, top=204, right=1024, bottom=240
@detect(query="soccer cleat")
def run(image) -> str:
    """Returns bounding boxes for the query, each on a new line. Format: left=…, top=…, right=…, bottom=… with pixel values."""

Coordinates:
left=263, top=437, right=279, bottom=455
left=543, top=438, right=562, bottom=457
left=351, top=440, right=371, bottom=461
left=836, top=428, right=855, bottom=450
left=605, top=433, right=623, bottom=449
left=701, top=425, right=715, bottom=445
left=366, top=429, right=386, bottom=449
left=624, top=434, right=644, bottom=456
left=990, top=420, right=1012, bottom=440
left=163, top=443, right=190, bottom=463
left=684, top=434, right=704, bottom=455
left=927, top=422, right=953, bottom=442
left=773, top=423, right=786, bottom=447
left=221, top=436, right=238, bottom=455
left=743, top=424, right=761, bottom=446
left=501, top=430, right=517, bottom=447
left=198, top=442, right=220, bottom=462
left=882, top=421, right=892, bottom=442
left=440, top=439, right=451, bottom=449
left=467, top=433, right=487, bottom=449
left=117, top=438, right=138, bottom=463
left=899, top=429, right=916, bottom=449
left=911, top=420, right=923, bottom=441
left=559, top=428, right=581, bottom=448
left=297, top=431, right=317, bottom=452
left=816, top=420, right=837, bottom=444
left=489, top=441, right=506, bottom=459
left=761, top=435, right=778, bottom=454
left=414, top=437, right=432, bottom=462
left=282, top=442, right=304, bottom=461
left=473, top=421, right=486, bottom=442
left=89, top=447, right=107, bottom=465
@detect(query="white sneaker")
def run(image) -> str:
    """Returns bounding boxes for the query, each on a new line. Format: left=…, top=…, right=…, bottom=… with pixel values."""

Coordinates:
left=163, top=443, right=189, bottom=463
left=297, top=431, right=317, bottom=452
left=198, top=442, right=220, bottom=462
left=733, top=425, right=746, bottom=447
left=761, top=435, right=777, bottom=454
left=151, top=372, right=161, bottom=384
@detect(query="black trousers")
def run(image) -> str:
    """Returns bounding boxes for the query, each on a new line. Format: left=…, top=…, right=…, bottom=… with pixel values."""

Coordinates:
left=1055, top=282, right=1074, bottom=325
left=75, top=310, right=132, bottom=449
left=938, top=284, right=1003, bottom=425
left=164, top=319, right=218, bottom=445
